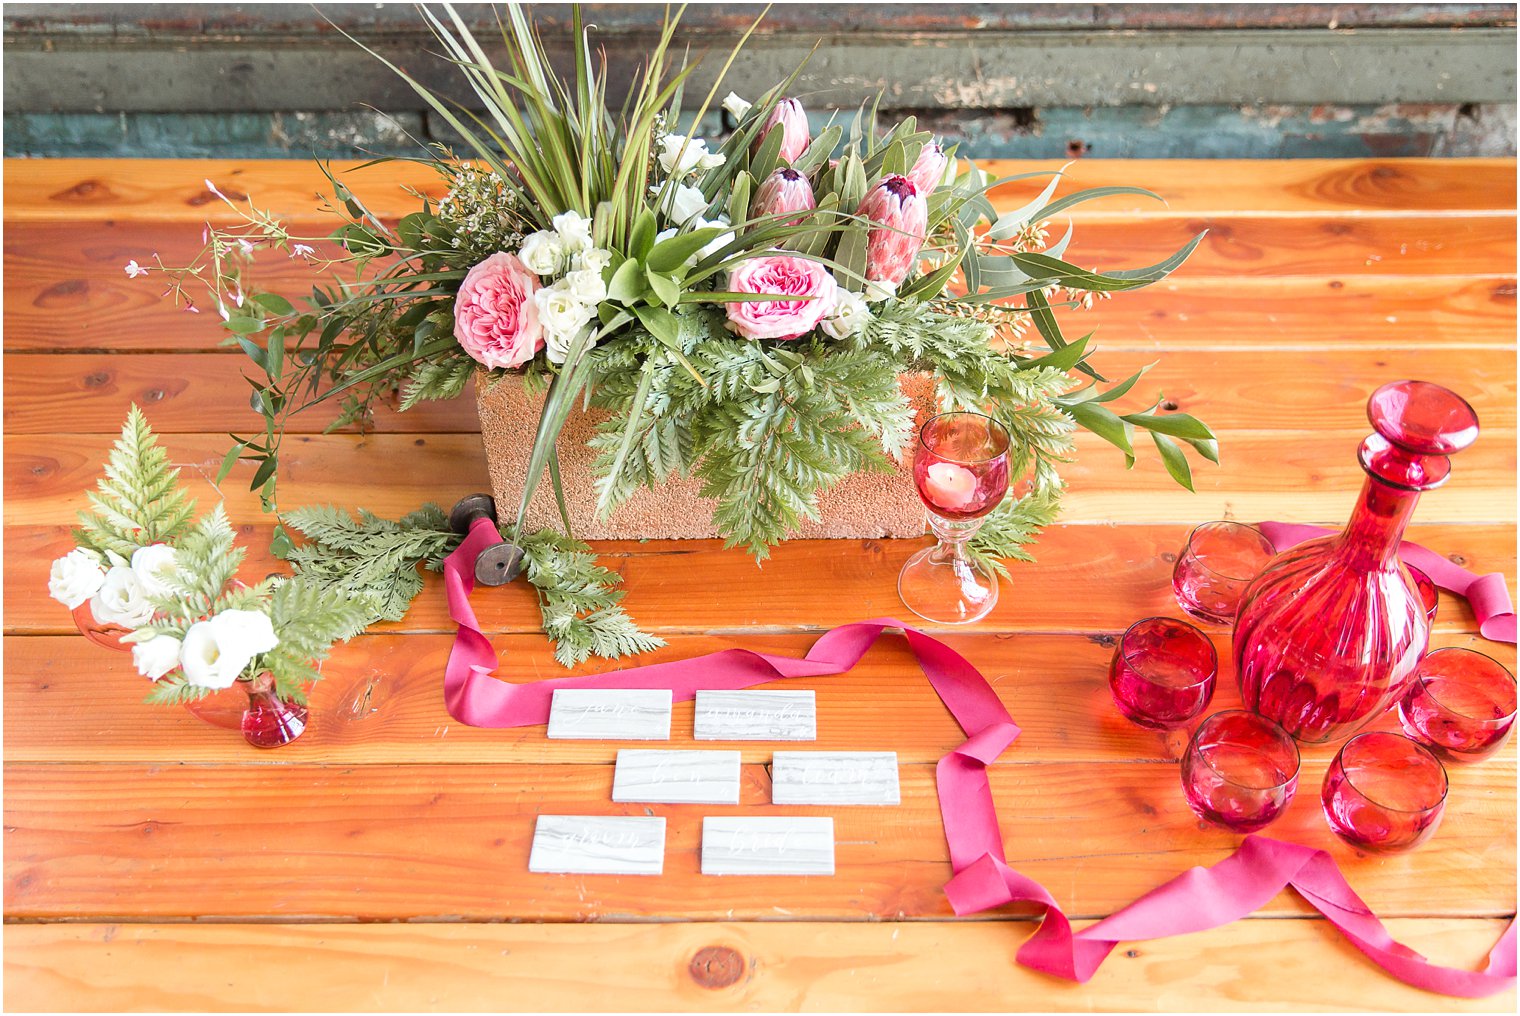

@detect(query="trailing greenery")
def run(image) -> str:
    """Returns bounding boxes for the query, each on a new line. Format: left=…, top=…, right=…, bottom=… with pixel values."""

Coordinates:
left=284, top=503, right=458, bottom=622
left=74, top=404, right=196, bottom=560
left=963, top=488, right=1064, bottom=581
left=283, top=503, right=664, bottom=669
left=520, top=530, right=667, bottom=667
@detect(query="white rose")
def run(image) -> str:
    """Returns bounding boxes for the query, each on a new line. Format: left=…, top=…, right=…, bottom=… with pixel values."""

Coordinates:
left=518, top=230, right=565, bottom=276
left=551, top=210, right=594, bottom=253
left=565, top=269, right=607, bottom=305
left=48, top=548, right=106, bottom=610
left=534, top=284, right=596, bottom=352
left=722, top=91, right=753, bottom=120
left=821, top=288, right=872, bottom=340
left=90, top=566, right=155, bottom=629
left=180, top=609, right=279, bottom=689
left=864, top=278, right=899, bottom=302
left=131, top=633, right=181, bottom=681
left=130, top=543, right=181, bottom=600
left=656, top=134, right=713, bottom=178
left=572, top=247, right=613, bottom=274
left=654, top=183, right=710, bottom=227
left=544, top=323, right=593, bottom=366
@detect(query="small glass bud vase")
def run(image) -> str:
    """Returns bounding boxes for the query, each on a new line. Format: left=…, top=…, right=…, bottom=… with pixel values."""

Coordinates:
left=1233, top=381, right=1480, bottom=744
left=239, top=671, right=309, bottom=749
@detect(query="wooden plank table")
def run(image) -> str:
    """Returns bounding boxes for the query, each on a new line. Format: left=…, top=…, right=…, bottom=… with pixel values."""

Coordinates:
left=3, top=157, right=1515, bottom=1012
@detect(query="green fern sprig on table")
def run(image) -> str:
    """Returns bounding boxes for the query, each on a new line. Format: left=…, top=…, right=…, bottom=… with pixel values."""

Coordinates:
left=74, top=404, right=195, bottom=559
left=964, top=487, right=1064, bottom=581
left=284, top=503, right=459, bottom=623
left=283, top=503, right=663, bottom=669
left=520, top=529, right=666, bottom=668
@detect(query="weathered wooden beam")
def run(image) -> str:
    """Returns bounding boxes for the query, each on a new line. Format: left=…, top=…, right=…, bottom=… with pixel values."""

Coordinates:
left=3, top=8, right=1515, bottom=113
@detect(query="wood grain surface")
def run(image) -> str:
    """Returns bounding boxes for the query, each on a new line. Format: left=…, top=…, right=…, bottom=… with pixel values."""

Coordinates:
left=3, top=157, right=1514, bottom=1013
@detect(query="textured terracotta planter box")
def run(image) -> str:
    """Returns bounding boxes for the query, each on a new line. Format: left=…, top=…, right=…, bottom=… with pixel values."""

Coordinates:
left=476, top=370, right=938, bottom=540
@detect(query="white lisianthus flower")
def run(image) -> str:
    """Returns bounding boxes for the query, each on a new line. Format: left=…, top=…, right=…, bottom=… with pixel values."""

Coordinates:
left=656, top=134, right=715, bottom=178
left=518, top=230, right=565, bottom=276
left=180, top=609, right=279, bottom=690
left=90, top=566, right=155, bottom=629
left=572, top=247, right=613, bottom=274
left=653, top=227, right=680, bottom=246
left=130, top=543, right=181, bottom=600
left=565, top=269, right=608, bottom=305
left=864, top=278, right=899, bottom=302
left=551, top=210, right=594, bottom=254
left=131, top=633, right=182, bottom=681
left=695, top=217, right=735, bottom=263
left=722, top=91, right=753, bottom=120
left=697, top=151, right=726, bottom=172
left=654, top=183, right=710, bottom=227
left=821, top=288, right=873, bottom=340
left=48, top=548, right=107, bottom=610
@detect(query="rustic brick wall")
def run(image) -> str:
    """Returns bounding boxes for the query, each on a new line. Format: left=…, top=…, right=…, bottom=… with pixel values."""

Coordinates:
left=4, top=3, right=1515, bottom=158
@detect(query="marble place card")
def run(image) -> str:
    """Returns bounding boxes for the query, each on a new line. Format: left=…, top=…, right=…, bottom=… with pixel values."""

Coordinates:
left=528, top=815, right=667, bottom=875
left=612, top=749, right=742, bottom=804
left=546, top=688, right=672, bottom=740
left=701, top=816, right=835, bottom=876
left=693, top=690, right=817, bottom=741
left=770, top=751, right=901, bottom=806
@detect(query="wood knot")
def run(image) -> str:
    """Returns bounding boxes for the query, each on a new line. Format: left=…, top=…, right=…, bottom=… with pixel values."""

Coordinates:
left=83, top=371, right=112, bottom=388
left=689, top=946, right=745, bottom=989
left=51, top=179, right=113, bottom=203
left=1328, top=280, right=1344, bottom=290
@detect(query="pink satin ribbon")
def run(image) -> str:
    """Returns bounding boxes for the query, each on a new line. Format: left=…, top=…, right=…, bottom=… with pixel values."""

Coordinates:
left=1259, top=521, right=1516, bottom=644
left=443, top=517, right=1516, bottom=997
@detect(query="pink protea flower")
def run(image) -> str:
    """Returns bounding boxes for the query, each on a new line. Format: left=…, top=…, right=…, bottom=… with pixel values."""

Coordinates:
left=908, top=142, right=949, bottom=196
left=453, top=252, right=544, bottom=369
left=750, top=168, right=816, bottom=227
left=724, top=254, right=839, bottom=341
left=752, top=98, right=810, bottom=164
left=857, top=174, right=928, bottom=287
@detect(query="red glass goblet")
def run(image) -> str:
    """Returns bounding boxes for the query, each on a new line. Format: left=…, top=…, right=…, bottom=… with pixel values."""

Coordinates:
left=70, top=602, right=133, bottom=653
left=1108, top=617, right=1218, bottom=729
left=1181, top=710, right=1300, bottom=832
left=1397, top=647, right=1516, bottom=761
left=1321, top=731, right=1447, bottom=853
left=240, top=671, right=309, bottom=749
left=897, top=413, right=1011, bottom=624
left=1171, top=522, right=1275, bottom=625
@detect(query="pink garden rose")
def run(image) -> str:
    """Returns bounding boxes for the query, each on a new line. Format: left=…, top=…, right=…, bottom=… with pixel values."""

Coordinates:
left=453, top=252, right=543, bottom=369
left=724, top=255, right=839, bottom=341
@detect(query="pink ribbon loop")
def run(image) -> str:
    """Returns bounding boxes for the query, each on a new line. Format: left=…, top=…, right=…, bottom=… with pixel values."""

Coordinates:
left=441, top=517, right=1516, bottom=997
left=1258, top=521, right=1517, bottom=644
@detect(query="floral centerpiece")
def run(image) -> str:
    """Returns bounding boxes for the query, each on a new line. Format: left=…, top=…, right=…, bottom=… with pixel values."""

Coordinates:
left=134, top=3, right=1216, bottom=666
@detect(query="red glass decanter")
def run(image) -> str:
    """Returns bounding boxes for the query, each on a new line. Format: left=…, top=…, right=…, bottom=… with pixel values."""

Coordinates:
left=1233, top=380, right=1480, bottom=744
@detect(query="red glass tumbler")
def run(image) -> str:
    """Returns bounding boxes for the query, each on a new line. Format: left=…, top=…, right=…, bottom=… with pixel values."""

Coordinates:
left=898, top=413, right=1011, bottom=624
left=1108, top=617, right=1218, bottom=729
left=1321, top=731, right=1447, bottom=853
left=1181, top=710, right=1300, bottom=832
left=1397, top=648, right=1516, bottom=761
left=1172, top=522, right=1276, bottom=625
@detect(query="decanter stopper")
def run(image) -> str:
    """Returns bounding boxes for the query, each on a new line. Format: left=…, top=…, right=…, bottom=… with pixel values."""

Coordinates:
left=1359, top=380, right=1480, bottom=491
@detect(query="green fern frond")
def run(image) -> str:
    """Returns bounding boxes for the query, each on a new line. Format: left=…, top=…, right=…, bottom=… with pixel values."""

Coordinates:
left=75, top=405, right=195, bottom=558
